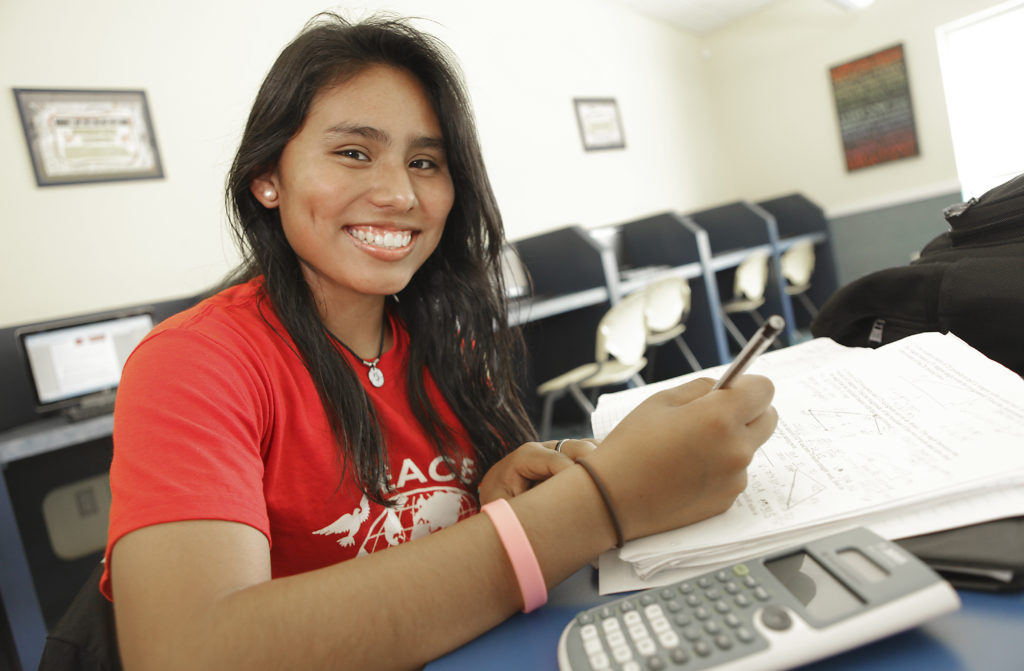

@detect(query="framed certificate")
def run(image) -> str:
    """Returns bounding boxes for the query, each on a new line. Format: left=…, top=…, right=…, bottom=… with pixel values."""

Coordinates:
left=13, top=88, right=164, bottom=186
left=574, top=98, right=626, bottom=151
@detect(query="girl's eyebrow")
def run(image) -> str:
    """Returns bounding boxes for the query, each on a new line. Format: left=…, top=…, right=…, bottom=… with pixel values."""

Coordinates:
left=325, top=123, right=445, bottom=151
left=326, top=123, right=388, bottom=144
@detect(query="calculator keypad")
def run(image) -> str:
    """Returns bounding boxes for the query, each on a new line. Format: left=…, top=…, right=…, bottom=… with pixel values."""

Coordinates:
left=569, top=564, right=771, bottom=670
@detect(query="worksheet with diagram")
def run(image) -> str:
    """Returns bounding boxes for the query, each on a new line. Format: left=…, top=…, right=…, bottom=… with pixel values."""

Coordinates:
left=591, top=333, right=1024, bottom=584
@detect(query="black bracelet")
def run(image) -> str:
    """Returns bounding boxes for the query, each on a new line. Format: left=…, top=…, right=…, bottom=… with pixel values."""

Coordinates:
left=575, top=458, right=625, bottom=549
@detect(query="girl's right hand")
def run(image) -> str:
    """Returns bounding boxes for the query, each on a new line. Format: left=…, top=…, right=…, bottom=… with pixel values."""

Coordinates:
left=585, top=375, right=777, bottom=542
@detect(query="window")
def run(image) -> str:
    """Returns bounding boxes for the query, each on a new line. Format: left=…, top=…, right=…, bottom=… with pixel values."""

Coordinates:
left=937, top=0, right=1024, bottom=199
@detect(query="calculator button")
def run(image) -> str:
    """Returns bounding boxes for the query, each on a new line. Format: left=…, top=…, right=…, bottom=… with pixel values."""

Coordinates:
left=724, top=613, right=742, bottom=628
left=623, top=662, right=642, bottom=671
left=658, top=630, right=680, bottom=649
left=685, top=594, right=701, bottom=607
left=577, top=612, right=595, bottom=625
left=644, top=604, right=665, bottom=619
left=624, top=611, right=642, bottom=626
left=628, top=624, right=648, bottom=641
left=620, top=600, right=636, bottom=612
left=704, top=621, right=722, bottom=635
left=714, top=633, right=733, bottom=650
left=714, top=601, right=731, bottom=615
left=583, top=637, right=604, bottom=656
left=732, top=563, right=750, bottom=577
left=673, top=613, right=692, bottom=627
left=636, top=638, right=658, bottom=657
left=736, top=627, right=756, bottom=643
left=694, top=607, right=711, bottom=620
left=694, top=639, right=713, bottom=657
left=734, top=594, right=752, bottom=608
left=742, top=575, right=758, bottom=588
left=665, top=599, right=683, bottom=613
left=588, top=650, right=611, bottom=670
left=704, top=587, right=722, bottom=600
left=602, top=618, right=621, bottom=635
left=611, top=642, right=633, bottom=663
left=645, top=657, right=667, bottom=670
left=761, top=606, right=793, bottom=631
left=651, top=618, right=673, bottom=635
left=697, top=576, right=713, bottom=588
left=753, top=587, right=771, bottom=601
left=724, top=581, right=740, bottom=595
left=716, top=570, right=730, bottom=582
left=682, top=625, right=701, bottom=641
left=678, top=582, right=695, bottom=594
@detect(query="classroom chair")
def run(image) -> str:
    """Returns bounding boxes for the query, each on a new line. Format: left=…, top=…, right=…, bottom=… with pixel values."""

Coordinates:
left=780, top=239, right=819, bottom=318
left=720, top=250, right=770, bottom=347
left=639, top=276, right=702, bottom=377
left=37, top=562, right=122, bottom=671
left=535, top=292, right=648, bottom=439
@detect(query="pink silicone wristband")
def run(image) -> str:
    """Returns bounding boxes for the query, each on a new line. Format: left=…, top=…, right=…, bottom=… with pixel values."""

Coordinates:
left=481, top=499, right=547, bottom=613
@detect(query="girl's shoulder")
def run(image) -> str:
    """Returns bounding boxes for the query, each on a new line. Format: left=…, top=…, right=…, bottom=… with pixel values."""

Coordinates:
left=135, top=278, right=296, bottom=369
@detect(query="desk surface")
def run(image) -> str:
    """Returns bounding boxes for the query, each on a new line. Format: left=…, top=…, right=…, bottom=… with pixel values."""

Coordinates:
left=427, top=567, right=1024, bottom=670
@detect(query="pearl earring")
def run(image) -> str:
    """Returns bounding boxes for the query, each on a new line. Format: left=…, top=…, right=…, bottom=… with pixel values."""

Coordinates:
left=263, top=189, right=275, bottom=199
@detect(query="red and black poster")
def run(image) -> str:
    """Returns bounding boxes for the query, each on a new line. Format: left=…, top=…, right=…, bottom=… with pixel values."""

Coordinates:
left=829, top=44, right=919, bottom=172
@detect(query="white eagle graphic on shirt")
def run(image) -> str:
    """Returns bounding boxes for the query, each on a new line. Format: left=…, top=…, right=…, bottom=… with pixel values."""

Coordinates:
left=312, top=487, right=476, bottom=554
left=312, top=455, right=478, bottom=553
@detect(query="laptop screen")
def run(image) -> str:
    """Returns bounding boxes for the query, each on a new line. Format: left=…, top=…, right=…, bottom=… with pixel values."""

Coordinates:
left=18, top=311, right=153, bottom=410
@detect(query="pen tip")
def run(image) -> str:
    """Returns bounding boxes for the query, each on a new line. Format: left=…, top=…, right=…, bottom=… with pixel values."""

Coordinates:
left=766, top=315, right=785, bottom=334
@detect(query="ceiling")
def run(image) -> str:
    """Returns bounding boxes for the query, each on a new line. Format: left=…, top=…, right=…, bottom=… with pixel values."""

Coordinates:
left=612, top=0, right=781, bottom=35
left=613, top=0, right=875, bottom=35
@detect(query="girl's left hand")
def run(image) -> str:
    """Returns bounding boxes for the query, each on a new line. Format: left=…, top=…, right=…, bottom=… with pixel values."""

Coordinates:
left=478, top=438, right=597, bottom=504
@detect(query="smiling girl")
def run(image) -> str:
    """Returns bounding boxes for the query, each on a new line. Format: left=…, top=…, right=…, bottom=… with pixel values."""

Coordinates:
left=102, top=13, right=777, bottom=671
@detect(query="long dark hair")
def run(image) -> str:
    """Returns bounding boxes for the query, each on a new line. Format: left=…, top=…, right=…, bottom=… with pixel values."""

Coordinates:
left=224, top=13, right=536, bottom=504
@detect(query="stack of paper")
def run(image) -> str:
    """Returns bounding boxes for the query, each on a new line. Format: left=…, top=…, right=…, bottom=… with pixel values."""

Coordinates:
left=592, top=333, right=1024, bottom=594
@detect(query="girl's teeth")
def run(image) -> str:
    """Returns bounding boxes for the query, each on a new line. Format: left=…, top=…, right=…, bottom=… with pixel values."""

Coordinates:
left=352, top=228, right=410, bottom=249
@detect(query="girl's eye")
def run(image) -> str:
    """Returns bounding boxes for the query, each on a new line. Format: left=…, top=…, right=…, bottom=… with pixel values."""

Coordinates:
left=337, top=149, right=369, bottom=161
left=409, top=158, right=438, bottom=170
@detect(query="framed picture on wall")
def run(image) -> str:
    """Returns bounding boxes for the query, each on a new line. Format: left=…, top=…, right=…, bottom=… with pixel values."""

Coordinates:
left=574, top=98, right=626, bottom=151
left=13, top=88, right=164, bottom=186
left=829, top=44, right=919, bottom=171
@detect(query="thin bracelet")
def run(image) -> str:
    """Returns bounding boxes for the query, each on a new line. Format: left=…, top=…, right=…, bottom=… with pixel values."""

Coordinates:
left=481, top=499, right=547, bottom=613
left=575, top=458, right=625, bottom=549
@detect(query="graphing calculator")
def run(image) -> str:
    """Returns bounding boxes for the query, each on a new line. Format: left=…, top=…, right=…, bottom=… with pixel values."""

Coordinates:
left=557, top=527, right=959, bottom=671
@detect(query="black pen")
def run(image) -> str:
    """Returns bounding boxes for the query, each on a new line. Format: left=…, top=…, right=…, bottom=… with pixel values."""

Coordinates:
left=712, top=315, right=785, bottom=390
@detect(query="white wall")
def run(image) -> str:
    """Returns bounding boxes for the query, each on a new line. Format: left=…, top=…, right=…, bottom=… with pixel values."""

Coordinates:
left=0, top=0, right=722, bottom=327
left=0, top=0, right=1007, bottom=328
left=704, top=0, right=1002, bottom=215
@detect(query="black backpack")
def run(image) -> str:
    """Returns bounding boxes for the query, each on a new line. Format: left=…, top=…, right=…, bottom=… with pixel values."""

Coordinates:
left=811, top=172, right=1024, bottom=376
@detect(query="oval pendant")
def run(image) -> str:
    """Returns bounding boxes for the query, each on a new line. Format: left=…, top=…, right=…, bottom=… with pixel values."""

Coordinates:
left=368, top=366, right=385, bottom=388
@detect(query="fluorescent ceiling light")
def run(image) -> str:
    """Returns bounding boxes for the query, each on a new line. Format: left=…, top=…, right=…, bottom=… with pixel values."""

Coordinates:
left=829, top=0, right=876, bottom=10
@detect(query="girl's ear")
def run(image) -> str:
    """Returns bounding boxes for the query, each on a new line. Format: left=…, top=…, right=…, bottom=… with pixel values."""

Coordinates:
left=251, top=173, right=279, bottom=208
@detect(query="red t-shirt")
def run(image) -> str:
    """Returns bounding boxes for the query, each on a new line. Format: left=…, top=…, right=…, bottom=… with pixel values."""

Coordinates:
left=101, top=278, right=478, bottom=598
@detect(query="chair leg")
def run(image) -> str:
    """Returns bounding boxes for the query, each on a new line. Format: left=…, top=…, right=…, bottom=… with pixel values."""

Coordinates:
left=721, top=312, right=748, bottom=347
left=568, top=384, right=597, bottom=415
left=539, top=392, right=558, bottom=440
left=645, top=346, right=659, bottom=382
left=673, top=336, right=702, bottom=371
left=797, top=292, right=818, bottom=318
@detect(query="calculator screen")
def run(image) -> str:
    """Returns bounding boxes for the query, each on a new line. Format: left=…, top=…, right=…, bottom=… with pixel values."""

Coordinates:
left=765, top=552, right=865, bottom=621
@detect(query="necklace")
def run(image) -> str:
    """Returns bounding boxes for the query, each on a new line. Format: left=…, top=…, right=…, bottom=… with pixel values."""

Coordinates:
left=329, top=317, right=386, bottom=388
